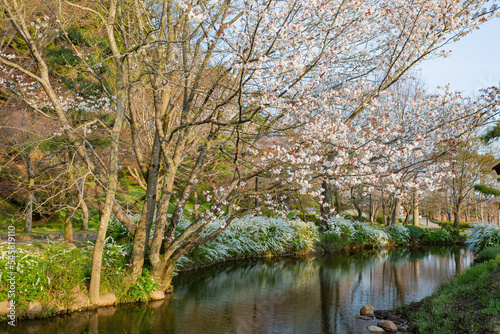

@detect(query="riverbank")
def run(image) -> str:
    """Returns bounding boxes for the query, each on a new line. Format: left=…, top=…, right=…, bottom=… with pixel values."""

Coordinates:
left=380, top=256, right=499, bottom=334
left=0, top=216, right=459, bottom=323
left=356, top=227, right=500, bottom=334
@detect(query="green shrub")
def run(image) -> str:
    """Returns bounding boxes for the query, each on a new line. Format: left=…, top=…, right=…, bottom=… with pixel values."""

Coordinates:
left=437, top=221, right=473, bottom=229
left=387, top=225, right=410, bottom=244
left=119, top=269, right=158, bottom=302
left=107, top=215, right=134, bottom=243
left=422, top=228, right=452, bottom=244
left=475, top=246, right=500, bottom=263
left=405, top=225, right=425, bottom=240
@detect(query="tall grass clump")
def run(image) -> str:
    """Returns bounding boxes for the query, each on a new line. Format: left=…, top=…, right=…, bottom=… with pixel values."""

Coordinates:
left=175, top=215, right=319, bottom=269
left=466, top=222, right=500, bottom=253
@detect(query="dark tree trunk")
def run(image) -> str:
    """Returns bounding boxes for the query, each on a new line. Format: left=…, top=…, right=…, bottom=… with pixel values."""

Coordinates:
left=320, top=180, right=332, bottom=231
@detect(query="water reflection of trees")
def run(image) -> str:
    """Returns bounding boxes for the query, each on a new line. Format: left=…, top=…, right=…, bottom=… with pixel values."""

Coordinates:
left=1, top=247, right=474, bottom=334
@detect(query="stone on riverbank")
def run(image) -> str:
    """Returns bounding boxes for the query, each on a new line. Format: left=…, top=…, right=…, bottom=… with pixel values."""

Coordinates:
left=367, top=325, right=385, bottom=333
left=98, top=293, right=117, bottom=307
left=377, top=320, right=398, bottom=332
left=360, top=304, right=375, bottom=316
left=0, top=301, right=9, bottom=316
left=68, top=292, right=90, bottom=312
left=26, top=301, right=43, bottom=318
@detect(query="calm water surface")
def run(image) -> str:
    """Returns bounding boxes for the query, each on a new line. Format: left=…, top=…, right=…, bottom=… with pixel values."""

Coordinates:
left=2, top=246, right=473, bottom=334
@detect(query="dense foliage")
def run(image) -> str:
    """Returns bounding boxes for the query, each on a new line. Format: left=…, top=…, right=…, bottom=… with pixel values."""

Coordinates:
left=466, top=223, right=500, bottom=253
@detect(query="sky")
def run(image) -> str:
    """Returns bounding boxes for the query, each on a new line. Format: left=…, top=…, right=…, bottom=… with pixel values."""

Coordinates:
left=419, top=16, right=500, bottom=97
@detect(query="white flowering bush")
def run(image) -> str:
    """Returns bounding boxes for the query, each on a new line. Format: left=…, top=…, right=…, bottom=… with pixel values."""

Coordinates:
left=175, top=215, right=319, bottom=269
left=323, top=217, right=390, bottom=248
left=351, top=221, right=389, bottom=247
left=465, top=223, right=500, bottom=253
left=325, top=216, right=356, bottom=239
left=387, top=225, right=410, bottom=245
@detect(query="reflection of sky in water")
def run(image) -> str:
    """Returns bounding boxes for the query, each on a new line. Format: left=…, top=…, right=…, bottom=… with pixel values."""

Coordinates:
left=1, top=246, right=474, bottom=334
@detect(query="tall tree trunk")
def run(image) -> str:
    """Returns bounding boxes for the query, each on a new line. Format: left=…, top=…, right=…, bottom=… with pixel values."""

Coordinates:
left=447, top=197, right=452, bottom=222
left=334, top=189, right=342, bottom=216
left=453, top=204, right=461, bottom=229
left=127, top=133, right=162, bottom=281
left=369, top=194, right=374, bottom=223
left=319, top=180, right=332, bottom=231
left=413, top=194, right=419, bottom=226
left=89, top=58, right=126, bottom=305
left=391, top=198, right=402, bottom=226
left=352, top=197, right=363, bottom=221
left=403, top=208, right=413, bottom=225
left=381, top=191, right=386, bottom=225
left=65, top=160, right=75, bottom=247
left=24, top=166, right=34, bottom=233
left=480, top=201, right=484, bottom=222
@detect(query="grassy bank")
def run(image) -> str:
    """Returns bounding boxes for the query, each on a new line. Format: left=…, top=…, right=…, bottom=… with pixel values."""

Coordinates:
left=398, top=256, right=500, bottom=334
left=394, top=222, right=500, bottom=333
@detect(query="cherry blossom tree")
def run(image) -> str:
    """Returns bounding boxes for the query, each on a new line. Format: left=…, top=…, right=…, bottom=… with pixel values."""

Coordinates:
left=1, top=0, right=499, bottom=301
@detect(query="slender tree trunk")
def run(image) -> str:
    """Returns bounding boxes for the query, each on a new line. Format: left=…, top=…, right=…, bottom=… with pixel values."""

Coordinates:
left=255, top=177, right=259, bottom=208
left=480, top=201, right=484, bottom=222
left=320, top=180, right=332, bottom=230
left=89, top=60, right=126, bottom=305
left=65, top=160, right=75, bottom=247
left=334, top=189, right=342, bottom=216
left=24, top=169, right=34, bottom=233
left=369, top=194, right=374, bottom=223
left=403, top=208, right=413, bottom=225
left=453, top=201, right=461, bottom=229
left=413, top=195, right=419, bottom=226
left=80, top=197, right=89, bottom=231
left=381, top=191, right=386, bottom=225
left=76, top=179, right=89, bottom=231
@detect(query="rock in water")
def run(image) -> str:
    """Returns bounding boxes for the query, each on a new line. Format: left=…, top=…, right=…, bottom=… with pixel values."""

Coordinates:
left=360, top=304, right=375, bottom=316
left=150, top=290, right=166, bottom=301
left=367, top=325, right=385, bottom=333
left=377, top=320, right=398, bottom=332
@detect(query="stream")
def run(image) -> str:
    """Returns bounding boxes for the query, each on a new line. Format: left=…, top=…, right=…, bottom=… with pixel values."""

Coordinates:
left=1, top=245, right=473, bottom=334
